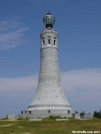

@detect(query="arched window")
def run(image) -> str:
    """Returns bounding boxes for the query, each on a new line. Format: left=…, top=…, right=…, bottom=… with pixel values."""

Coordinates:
left=48, top=39, right=51, bottom=44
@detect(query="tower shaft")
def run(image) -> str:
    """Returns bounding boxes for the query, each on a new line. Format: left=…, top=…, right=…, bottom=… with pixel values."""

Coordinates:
left=29, top=29, right=69, bottom=107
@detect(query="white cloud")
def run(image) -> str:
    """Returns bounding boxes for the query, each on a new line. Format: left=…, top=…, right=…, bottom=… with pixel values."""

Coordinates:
left=0, top=68, right=101, bottom=93
left=0, top=75, right=38, bottom=91
left=61, top=68, right=101, bottom=105
left=61, top=68, right=101, bottom=91
left=0, top=20, right=29, bottom=50
left=0, top=68, right=101, bottom=113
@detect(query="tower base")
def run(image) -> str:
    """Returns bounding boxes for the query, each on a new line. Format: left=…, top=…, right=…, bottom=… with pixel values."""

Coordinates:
left=17, top=105, right=75, bottom=119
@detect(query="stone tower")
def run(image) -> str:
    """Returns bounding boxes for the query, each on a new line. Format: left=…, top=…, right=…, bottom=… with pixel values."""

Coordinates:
left=26, top=13, right=74, bottom=118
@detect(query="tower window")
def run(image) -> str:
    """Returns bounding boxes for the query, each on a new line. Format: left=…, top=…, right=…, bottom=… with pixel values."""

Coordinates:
left=54, top=40, right=56, bottom=45
left=48, top=39, right=51, bottom=44
left=43, top=40, right=45, bottom=45
left=48, top=110, right=50, bottom=113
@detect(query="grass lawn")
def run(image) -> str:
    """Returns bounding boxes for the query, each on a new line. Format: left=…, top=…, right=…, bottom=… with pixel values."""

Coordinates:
left=0, top=118, right=101, bottom=134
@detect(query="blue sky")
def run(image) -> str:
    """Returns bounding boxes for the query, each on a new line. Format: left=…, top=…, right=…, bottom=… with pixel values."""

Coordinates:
left=0, top=0, right=101, bottom=118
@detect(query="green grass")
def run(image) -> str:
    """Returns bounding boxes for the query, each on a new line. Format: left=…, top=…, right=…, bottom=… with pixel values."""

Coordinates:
left=0, top=117, right=101, bottom=134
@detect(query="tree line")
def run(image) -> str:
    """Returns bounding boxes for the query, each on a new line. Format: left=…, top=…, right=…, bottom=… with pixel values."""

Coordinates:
left=76, top=110, right=101, bottom=119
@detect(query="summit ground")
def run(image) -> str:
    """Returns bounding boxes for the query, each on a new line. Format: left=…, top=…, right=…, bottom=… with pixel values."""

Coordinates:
left=0, top=117, right=101, bottom=134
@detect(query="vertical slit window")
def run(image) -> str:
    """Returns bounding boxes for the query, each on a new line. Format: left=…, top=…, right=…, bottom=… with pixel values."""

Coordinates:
left=54, top=40, right=56, bottom=45
left=43, top=40, right=45, bottom=45
left=48, top=39, right=51, bottom=44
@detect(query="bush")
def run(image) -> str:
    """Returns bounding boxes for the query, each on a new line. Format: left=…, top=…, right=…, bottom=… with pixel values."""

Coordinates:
left=49, top=115, right=63, bottom=119
left=17, top=117, right=24, bottom=120
left=17, top=117, right=29, bottom=120
left=94, top=111, right=101, bottom=119
left=80, top=111, right=85, bottom=116
left=25, top=117, right=29, bottom=120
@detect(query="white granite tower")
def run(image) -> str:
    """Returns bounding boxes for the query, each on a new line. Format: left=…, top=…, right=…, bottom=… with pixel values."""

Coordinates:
left=26, top=13, right=74, bottom=118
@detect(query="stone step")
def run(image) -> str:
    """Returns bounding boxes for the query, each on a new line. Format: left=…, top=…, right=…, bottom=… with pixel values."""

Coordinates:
left=29, top=119, right=42, bottom=121
left=56, top=119, right=68, bottom=121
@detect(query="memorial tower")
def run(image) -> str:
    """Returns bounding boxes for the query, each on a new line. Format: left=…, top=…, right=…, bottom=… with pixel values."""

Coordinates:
left=26, top=12, right=74, bottom=118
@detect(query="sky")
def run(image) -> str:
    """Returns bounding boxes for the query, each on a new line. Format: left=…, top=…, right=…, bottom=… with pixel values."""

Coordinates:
left=0, top=0, right=101, bottom=118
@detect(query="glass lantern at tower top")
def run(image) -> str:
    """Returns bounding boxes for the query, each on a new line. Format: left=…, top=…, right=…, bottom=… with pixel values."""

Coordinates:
left=43, top=12, right=55, bottom=30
